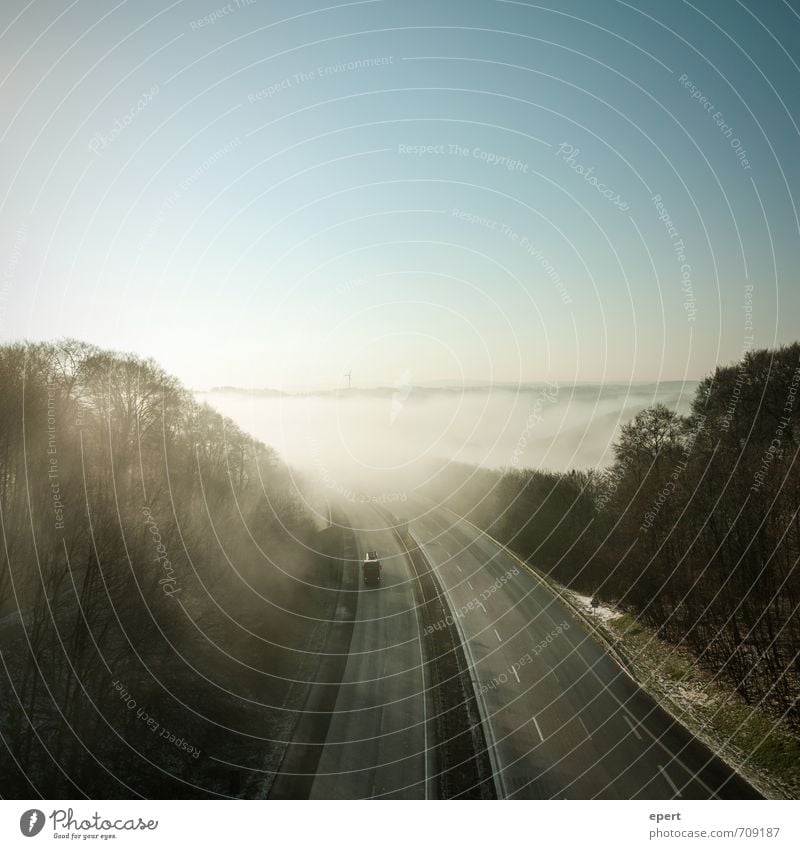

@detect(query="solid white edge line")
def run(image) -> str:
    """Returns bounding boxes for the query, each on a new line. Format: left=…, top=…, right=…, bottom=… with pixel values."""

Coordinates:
left=382, top=512, right=431, bottom=799
left=438, top=503, right=732, bottom=800
left=408, top=561, right=430, bottom=800
left=413, top=530, right=507, bottom=800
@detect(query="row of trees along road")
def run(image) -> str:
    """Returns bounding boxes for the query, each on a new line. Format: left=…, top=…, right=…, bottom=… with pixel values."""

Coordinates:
left=425, top=344, right=800, bottom=732
left=0, top=340, right=331, bottom=797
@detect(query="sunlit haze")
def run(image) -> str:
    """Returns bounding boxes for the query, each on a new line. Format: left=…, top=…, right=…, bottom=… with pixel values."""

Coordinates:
left=2, top=0, right=797, bottom=390
left=2, top=0, right=799, bottom=818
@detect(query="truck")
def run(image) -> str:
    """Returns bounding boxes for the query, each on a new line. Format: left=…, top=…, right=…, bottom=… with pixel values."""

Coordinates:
left=362, top=550, right=382, bottom=586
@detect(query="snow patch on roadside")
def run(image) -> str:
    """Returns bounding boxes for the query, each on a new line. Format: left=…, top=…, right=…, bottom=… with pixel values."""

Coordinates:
left=568, top=591, right=622, bottom=624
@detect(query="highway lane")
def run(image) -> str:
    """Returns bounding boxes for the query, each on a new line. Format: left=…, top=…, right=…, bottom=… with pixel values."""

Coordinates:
left=309, top=502, right=430, bottom=799
left=397, top=502, right=760, bottom=800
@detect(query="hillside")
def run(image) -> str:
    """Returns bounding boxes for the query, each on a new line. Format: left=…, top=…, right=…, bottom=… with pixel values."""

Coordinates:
left=422, top=344, right=800, bottom=735
left=0, top=340, right=333, bottom=797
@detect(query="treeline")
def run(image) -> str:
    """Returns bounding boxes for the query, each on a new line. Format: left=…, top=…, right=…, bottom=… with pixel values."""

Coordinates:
left=425, top=344, right=800, bottom=730
left=0, top=340, right=332, bottom=797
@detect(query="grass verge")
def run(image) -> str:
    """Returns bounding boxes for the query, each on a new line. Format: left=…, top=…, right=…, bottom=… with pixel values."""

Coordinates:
left=564, top=593, right=800, bottom=800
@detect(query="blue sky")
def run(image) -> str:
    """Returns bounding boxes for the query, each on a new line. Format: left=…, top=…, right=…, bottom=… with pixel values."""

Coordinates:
left=1, top=0, right=798, bottom=389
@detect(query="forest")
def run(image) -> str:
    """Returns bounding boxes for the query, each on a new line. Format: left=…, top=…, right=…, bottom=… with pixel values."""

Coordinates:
left=424, top=344, right=800, bottom=732
left=0, top=340, right=333, bottom=797
left=2, top=338, right=797, bottom=797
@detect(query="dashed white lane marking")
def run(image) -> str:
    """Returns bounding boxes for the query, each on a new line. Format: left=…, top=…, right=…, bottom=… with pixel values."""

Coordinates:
left=578, top=716, right=591, bottom=738
left=493, top=628, right=502, bottom=642
left=455, top=564, right=462, bottom=572
left=478, top=600, right=486, bottom=614
left=445, top=512, right=723, bottom=801
left=533, top=715, right=544, bottom=743
left=511, top=666, right=520, bottom=683
left=658, top=765, right=682, bottom=798
left=624, top=714, right=643, bottom=740
left=467, top=580, right=473, bottom=590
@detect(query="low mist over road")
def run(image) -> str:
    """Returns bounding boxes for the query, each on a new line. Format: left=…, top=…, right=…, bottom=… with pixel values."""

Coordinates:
left=2, top=340, right=798, bottom=800
left=2, top=0, right=799, bottom=819
left=199, top=381, right=696, bottom=479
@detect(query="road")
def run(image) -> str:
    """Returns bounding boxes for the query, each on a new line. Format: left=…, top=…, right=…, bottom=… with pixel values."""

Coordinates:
left=308, top=502, right=429, bottom=799
left=394, top=501, right=761, bottom=800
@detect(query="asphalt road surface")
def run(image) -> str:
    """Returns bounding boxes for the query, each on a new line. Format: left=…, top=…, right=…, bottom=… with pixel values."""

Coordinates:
left=394, top=501, right=761, bottom=800
left=308, top=502, right=429, bottom=799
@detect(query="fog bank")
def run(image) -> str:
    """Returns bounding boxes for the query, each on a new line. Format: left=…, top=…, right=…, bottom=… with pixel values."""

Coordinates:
left=198, top=383, right=697, bottom=491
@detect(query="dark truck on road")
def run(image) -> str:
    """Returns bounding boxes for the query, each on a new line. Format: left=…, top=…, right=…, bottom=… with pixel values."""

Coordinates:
left=363, top=550, right=382, bottom=586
